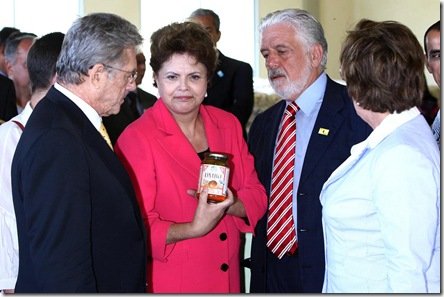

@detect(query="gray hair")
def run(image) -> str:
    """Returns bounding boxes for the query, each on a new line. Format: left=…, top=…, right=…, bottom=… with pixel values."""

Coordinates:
left=4, top=33, right=36, bottom=65
left=259, top=8, right=328, bottom=70
left=56, top=12, right=143, bottom=85
left=189, top=8, right=220, bottom=32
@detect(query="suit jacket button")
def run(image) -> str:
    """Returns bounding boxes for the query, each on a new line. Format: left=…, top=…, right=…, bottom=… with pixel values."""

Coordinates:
left=220, top=263, right=229, bottom=271
left=219, top=232, right=227, bottom=241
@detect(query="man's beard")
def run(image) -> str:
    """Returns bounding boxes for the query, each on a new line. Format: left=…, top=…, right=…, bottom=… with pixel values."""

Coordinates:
left=268, top=65, right=311, bottom=100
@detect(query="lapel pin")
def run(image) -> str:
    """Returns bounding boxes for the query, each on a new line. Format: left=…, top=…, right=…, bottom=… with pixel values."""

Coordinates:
left=217, top=70, right=224, bottom=77
left=318, top=128, right=330, bottom=136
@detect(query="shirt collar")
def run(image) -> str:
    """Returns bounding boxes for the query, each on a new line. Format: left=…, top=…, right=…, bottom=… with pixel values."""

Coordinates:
left=351, top=106, right=420, bottom=155
left=286, top=72, right=327, bottom=115
left=54, top=82, right=102, bottom=130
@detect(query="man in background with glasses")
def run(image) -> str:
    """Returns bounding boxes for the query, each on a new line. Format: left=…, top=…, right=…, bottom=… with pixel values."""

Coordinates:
left=11, top=13, right=147, bottom=293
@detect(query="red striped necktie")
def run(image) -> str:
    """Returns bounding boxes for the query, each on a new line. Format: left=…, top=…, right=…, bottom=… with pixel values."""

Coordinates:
left=266, top=102, right=298, bottom=259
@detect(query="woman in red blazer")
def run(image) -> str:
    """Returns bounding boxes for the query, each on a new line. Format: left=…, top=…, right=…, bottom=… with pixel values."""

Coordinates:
left=115, top=22, right=267, bottom=293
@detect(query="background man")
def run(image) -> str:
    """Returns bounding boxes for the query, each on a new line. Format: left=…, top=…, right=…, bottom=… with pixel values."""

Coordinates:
left=424, top=20, right=440, bottom=147
left=0, top=31, right=64, bottom=293
left=103, top=51, right=157, bottom=144
left=189, top=8, right=254, bottom=138
left=4, top=32, right=36, bottom=115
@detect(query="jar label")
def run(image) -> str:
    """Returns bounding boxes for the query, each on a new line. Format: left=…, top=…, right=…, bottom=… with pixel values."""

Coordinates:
left=198, top=164, right=230, bottom=196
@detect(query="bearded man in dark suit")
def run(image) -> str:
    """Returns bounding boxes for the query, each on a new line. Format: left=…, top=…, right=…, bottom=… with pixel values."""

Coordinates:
left=247, top=9, right=371, bottom=293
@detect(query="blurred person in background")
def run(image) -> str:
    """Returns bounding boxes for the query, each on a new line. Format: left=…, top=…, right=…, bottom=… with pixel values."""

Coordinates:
left=103, top=51, right=157, bottom=144
left=424, top=20, right=440, bottom=147
left=189, top=8, right=254, bottom=138
left=4, top=32, right=36, bottom=115
left=0, top=31, right=64, bottom=293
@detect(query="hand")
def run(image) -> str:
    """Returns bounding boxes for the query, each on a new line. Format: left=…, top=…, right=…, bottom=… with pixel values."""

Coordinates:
left=187, top=188, right=246, bottom=219
left=188, top=188, right=234, bottom=237
left=167, top=189, right=235, bottom=244
left=224, top=188, right=247, bottom=219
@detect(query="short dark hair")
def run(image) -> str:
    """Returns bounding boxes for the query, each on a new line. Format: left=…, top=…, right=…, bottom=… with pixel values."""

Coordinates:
left=189, top=8, right=220, bottom=31
left=424, top=20, right=440, bottom=56
left=149, top=22, right=217, bottom=87
left=340, top=19, right=425, bottom=113
left=0, top=27, right=20, bottom=47
left=27, top=32, right=64, bottom=92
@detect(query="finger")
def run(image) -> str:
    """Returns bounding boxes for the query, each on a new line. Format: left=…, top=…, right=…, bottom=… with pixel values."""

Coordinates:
left=217, top=194, right=234, bottom=209
left=225, top=188, right=234, bottom=201
left=198, top=188, right=209, bottom=205
left=187, top=189, right=197, bottom=197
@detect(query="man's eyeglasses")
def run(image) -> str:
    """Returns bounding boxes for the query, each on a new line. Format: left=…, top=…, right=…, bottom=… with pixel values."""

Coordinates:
left=103, top=64, right=138, bottom=84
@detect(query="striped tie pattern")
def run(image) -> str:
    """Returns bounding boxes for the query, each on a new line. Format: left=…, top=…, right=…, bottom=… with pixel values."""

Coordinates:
left=267, top=102, right=298, bottom=259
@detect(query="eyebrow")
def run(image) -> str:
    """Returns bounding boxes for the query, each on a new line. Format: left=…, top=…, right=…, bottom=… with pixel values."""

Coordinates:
left=429, top=49, right=440, bottom=55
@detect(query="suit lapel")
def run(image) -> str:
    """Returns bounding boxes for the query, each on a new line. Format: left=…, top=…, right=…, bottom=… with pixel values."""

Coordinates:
left=48, top=87, right=135, bottom=191
left=153, top=101, right=202, bottom=178
left=299, top=79, right=346, bottom=184
left=249, top=101, right=285, bottom=196
left=209, top=51, right=226, bottom=88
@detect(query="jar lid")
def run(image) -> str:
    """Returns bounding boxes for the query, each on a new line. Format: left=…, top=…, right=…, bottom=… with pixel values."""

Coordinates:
left=205, top=152, right=228, bottom=160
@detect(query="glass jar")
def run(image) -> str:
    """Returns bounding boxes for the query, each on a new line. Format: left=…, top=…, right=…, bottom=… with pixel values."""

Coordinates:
left=197, top=153, right=230, bottom=203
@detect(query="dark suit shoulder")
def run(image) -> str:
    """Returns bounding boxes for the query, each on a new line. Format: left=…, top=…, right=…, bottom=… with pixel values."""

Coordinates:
left=250, top=100, right=285, bottom=125
left=0, top=74, right=17, bottom=121
left=137, top=87, right=157, bottom=109
left=218, top=52, right=252, bottom=70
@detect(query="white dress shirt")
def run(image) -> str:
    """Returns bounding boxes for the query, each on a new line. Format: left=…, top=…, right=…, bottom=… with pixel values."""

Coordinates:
left=54, top=83, right=102, bottom=130
left=0, top=102, right=33, bottom=289
left=287, top=73, right=325, bottom=230
left=320, top=107, right=440, bottom=293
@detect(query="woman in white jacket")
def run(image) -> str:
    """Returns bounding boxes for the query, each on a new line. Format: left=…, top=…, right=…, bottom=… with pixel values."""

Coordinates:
left=320, top=19, right=440, bottom=293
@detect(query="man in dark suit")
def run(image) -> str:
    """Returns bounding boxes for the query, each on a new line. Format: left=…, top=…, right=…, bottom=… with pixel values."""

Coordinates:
left=103, top=51, right=157, bottom=144
left=0, top=27, right=20, bottom=122
left=0, top=27, right=20, bottom=76
left=0, top=74, right=17, bottom=122
left=189, top=8, right=254, bottom=137
left=11, top=13, right=146, bottom=293
left=247, top=9, right=371, bottom=293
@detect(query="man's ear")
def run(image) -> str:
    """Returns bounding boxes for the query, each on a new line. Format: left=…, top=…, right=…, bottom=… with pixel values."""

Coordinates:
left=215, top=30, right=221, bottom=44
left=310, top=43, right=323, bottom=68
left=425, top=54, right=433, bottom=74
left=88, top=63, right=107, bottom=88
left=5, top=60, right=14, bottom=78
